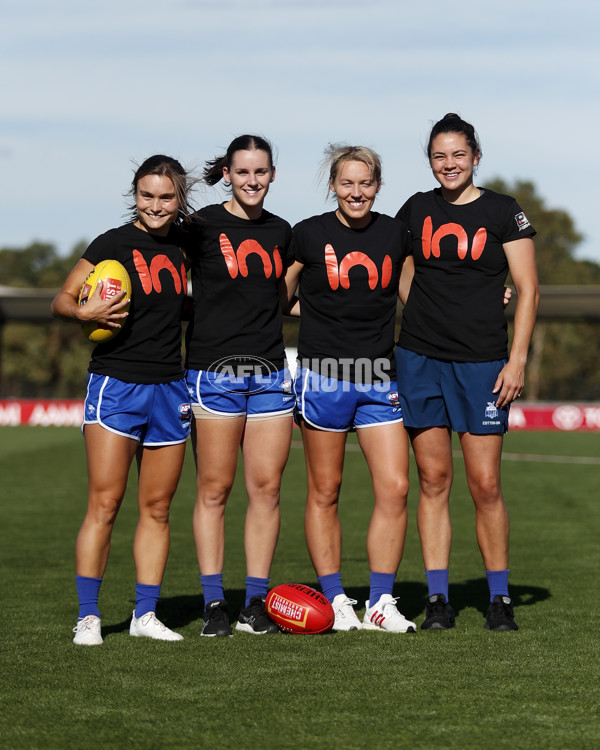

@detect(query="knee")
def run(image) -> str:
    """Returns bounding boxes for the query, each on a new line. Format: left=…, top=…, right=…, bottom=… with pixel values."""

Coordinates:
left=419, top=467, right=452, bottom=499
left=307, top=477, right=342, bottom=511
left=247, top=478, right=282, bottom=511
left=196, top=482, right=232, bottom=510
left=394, top=475, right=410, bottom=503
left=141, top=495, right=172, bottom=525
left=470, top=476, right=503, bottom=508
left=86, top=494, right=122, bottom=526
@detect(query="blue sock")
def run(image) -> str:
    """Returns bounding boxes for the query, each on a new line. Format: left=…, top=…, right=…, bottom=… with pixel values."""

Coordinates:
left=76, top=575, right=102, bottom=619
left=135, top=582, right=161, bottom=618
left=425, top=569, right=449, bottom=601
left=369, top=571, right=396, bottom=606
left=318, top=572, right=344, bottom=603
left=486, top=569, right=509, bottom=602
left=200, top=573, right=224, bottom=606
left=245, top=576, right=269, bottom=607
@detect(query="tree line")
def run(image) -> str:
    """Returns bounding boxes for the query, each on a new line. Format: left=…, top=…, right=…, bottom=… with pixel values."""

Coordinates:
left=1, top=179, right=599, bottom=401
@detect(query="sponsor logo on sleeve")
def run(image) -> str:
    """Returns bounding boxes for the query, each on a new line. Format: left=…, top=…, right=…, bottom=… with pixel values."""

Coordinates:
left=514, top=212, right=531, bottom=231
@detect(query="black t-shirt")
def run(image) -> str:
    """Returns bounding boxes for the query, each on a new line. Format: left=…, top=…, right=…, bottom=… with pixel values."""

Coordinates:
left=291, top=211, right=409, bottom=382
left=83, top=223, right=187, bottom=383
left=396, top=188, right=536, bottom=362
left=185, top=203, right=293, bottom=370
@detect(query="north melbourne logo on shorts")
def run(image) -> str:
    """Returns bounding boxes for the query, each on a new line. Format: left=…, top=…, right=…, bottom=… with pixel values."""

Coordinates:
left=514, top=212, right=531, bottom=231
left=484, top=401, right=499, bottom=420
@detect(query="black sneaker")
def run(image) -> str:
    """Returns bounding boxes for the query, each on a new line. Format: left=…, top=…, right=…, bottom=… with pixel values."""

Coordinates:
left=201, top=599, right=232, bottom=637
left=421, top=593, right=455, bottom=630
left=485, top=595, right=518, bottom=631
left=235, top=596, right=280, bottom=635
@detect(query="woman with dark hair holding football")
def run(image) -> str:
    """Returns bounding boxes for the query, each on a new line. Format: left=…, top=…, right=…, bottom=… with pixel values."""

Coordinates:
left=282, top=144, right=416, bottom=633
left=52, top=155, right=195, bottom=645
left=396, top=113, right=539, bottom=631
left=185, top=135, right=294, bottom=637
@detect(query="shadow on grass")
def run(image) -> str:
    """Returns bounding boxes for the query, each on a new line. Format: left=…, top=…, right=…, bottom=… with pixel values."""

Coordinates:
left=449, top=578, right=551, bottom=617
left=101, top=578, right=551, bottom=635
left=349, top=578, right=551, bottom=622
left=102, top=589, right=262, bottom=635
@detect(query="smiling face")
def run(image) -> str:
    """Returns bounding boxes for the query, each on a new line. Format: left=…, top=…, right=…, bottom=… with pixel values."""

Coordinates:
left=331, top=159, right=381, bottom=229
left=429, top=132, right=480, bottom=201
left=134, top=174, right=179, bottom=235
left=223, top=148, right=275, bottom=219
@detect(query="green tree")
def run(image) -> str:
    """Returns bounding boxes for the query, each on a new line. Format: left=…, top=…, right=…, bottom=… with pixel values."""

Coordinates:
left=484, top=179, right=600, bottom=401
left=0, top=241, right=93, bottom=397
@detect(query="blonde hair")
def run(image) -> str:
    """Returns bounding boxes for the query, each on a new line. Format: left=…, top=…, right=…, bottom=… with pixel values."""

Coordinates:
left=319, top=143, right=383, bottom=200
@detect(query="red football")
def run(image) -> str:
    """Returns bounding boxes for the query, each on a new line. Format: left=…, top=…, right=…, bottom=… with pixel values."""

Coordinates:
left=266, top=583, right=334, bottom=634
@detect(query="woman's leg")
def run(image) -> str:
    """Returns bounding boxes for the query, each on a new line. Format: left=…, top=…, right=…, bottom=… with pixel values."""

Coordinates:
left=459, top=432, right=508, bottom=571
left=76, top=424, right=137, bottom=578
left=301, top=423, right=347, bottom=577
left=357, top=422, right=410, bottom=575
left=410, top=426, right=454, bottom=572
left=127, top=441, right=186, bottom=640
left=192, top=416, right=245, bottom=636
left=191, top=416, right=245, bottom=576
left=301, top=423, right=363, bottom=630
left=73, top=425, right=136, bottom=645
left=234, top=415, right=293, bottom=634
left=240, top=416, right=293, bottom=580
left=459, top=432, right=517, bottom=630
left=134, top=442, right=187, bottom=585
left=410, top=425, right=457, bottom=630
left=357, top=422, right=416, bottom=632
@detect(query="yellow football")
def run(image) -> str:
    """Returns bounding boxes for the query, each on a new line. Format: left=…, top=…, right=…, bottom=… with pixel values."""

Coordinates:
left=78, top=259, right=132, bottom=343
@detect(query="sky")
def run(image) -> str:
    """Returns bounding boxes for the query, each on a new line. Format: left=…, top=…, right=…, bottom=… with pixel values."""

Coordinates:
left=2, top=0, right=599, bottom=265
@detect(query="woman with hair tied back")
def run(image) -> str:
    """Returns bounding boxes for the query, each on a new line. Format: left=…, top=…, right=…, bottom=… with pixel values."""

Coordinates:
left=52, top=155, right=196, bottom=645
left=185, top=135, right=294, bottom=636
left=283, top=144, right=417, bottom=633
left=396, top=113, right=539, bottom=631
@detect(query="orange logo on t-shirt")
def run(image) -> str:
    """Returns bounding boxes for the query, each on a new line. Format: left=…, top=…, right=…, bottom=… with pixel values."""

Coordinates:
left=324, top=244, right=392, bottom=290
left=219, top=234, right=283, bottom=279
left=133, top=250, right=187, bottom=295
left=421, top=217, right=487, bottom=261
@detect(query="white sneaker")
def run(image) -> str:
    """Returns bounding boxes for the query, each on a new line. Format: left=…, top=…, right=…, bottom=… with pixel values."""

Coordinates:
left=73, top=615, right=103, bottom=645
left=331, top=594, right=363, bottom=631
left=129, top=611, right=183, bottom=641
left=363, top=594, right=417, bottom=633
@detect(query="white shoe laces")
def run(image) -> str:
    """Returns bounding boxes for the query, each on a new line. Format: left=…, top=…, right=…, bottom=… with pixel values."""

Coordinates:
left=336, top=597, right=359, bottom=619
left=139, top=612, right=166, bottom=631
left=73, top=615, right=99, bottom=634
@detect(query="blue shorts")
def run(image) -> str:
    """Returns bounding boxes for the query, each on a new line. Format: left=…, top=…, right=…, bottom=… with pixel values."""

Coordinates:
left=395, top=348, right=509, bottom=434
left=83, top=373, right=191, bottom=445
left=294, top=367, right=403, bottom=432
left=186, top=367, right=295, bottom=418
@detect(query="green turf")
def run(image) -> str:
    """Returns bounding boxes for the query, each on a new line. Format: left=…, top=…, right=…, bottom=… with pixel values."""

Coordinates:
left=1, top=427, right=598, bottom=749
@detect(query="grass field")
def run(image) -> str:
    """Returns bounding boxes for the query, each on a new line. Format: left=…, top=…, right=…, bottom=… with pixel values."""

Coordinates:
left=1, top=426, right=599, bottom=749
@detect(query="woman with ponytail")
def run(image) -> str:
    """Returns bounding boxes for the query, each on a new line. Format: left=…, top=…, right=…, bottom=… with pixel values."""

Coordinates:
left=396, top=114, right=539, bottom=631
left=185, top=135, right=294, bottom=637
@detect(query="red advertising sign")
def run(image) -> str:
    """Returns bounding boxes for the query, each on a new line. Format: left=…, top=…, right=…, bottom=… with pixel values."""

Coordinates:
left=0, top=400, right=599, bottom=430
left=0, top=400, right=84, bottom=427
